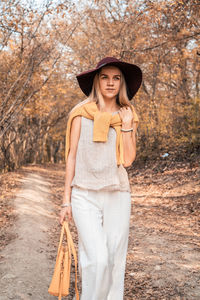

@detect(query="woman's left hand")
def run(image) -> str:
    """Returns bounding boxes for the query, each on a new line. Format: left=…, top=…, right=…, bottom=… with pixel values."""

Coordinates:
left=118, top=106, right=133, bottom=127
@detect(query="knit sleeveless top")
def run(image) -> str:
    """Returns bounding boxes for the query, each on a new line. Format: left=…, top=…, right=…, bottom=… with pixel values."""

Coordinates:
left=71, top=116, right=130, bottom=192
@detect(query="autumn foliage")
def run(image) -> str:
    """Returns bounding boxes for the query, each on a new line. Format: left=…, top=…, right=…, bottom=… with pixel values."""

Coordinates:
left=0, top=0, right=199, bottom=172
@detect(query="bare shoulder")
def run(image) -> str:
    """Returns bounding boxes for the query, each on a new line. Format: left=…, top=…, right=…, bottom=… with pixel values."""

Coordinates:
left=69, top=116, right=81, bottom=150
left=71, top=115, right=81, bottom=130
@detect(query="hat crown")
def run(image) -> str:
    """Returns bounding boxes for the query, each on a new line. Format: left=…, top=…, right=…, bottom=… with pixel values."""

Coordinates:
left=96, top=57, right=120, bottom=69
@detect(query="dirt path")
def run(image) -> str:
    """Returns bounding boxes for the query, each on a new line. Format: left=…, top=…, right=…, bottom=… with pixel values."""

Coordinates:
left=0, top=173, right=56, bottom=300
left=126, top=166, right=200, bottom=299
left=0, top=163, right=199, bottom=300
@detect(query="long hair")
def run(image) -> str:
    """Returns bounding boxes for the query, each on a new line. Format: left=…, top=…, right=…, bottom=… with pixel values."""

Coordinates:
left=88, top=68, right=131, bottom=110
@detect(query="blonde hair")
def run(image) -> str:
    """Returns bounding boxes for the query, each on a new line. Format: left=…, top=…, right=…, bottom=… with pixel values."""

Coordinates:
left=118, top=70, right=131, bottom=107
left=88, top=68, right=131, bottom=110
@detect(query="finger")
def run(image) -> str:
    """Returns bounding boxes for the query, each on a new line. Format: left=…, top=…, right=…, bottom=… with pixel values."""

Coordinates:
left=60, top=211, right=66, bottom=225
left=123, top=107, right=131, bottom=112
left=65, top=210, right=71, bottom=220
left=68, top=212, right=72, bottom=222
left=59, top=217, right=64, bottom=225
left=119, top=108, right=125, bottom=115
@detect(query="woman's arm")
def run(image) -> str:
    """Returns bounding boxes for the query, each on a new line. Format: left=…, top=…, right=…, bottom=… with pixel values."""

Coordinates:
left=59, top=116, right=81, bottom=225
left=119, top=106, right=137, bottom=167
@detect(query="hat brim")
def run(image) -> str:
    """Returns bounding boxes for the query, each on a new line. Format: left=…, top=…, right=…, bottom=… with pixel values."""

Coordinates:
left=76, top=61, right=142, bottom=100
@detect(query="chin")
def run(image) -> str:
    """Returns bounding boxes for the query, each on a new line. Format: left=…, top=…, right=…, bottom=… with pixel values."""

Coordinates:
left=103, top=93, right=118, bottom=99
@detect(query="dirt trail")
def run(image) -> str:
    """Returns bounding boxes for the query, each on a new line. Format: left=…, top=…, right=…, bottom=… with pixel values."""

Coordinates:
left=0, top=163, right=199, bottom=300
left=126, top=166, right=200, bottom=299
left=0, top=173, right=56, bottom=300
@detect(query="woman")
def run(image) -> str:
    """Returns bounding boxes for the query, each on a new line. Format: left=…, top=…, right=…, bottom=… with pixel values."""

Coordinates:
left=59, top=57, right=142, bottom=300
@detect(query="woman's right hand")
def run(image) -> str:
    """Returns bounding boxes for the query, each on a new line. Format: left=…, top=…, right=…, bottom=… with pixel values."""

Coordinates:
left=59, top=206, right=72, bottom=225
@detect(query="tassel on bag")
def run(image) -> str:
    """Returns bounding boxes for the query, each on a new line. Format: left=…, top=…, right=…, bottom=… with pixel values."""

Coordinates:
left=48, top=221, right=79, bottom=300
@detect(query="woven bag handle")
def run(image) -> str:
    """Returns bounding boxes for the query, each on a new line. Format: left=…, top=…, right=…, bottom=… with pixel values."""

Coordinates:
left=56, top=224, right=67, bottom=300
left=57, top=222, right=66, bottom=255
left=63, top=221, right=79, bottom=300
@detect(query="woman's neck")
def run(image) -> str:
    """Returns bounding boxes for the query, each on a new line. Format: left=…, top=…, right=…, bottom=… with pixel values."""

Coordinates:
left=97, top=98, right=120, bottom=113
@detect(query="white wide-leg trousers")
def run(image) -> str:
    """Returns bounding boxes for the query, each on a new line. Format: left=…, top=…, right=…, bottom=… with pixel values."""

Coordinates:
left=71, top=187, right=131, bottom=300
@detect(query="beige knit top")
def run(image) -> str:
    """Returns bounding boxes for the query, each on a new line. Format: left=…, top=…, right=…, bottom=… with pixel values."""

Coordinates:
left=71, top=116, right=130, bottom=192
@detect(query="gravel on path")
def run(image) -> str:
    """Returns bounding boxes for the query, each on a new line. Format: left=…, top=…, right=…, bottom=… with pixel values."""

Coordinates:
left=0, top=173, right=56, bottom=300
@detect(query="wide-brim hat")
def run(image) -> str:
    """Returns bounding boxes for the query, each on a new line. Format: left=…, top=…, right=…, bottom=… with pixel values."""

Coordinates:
left=76, top=56, right=142, bottom=100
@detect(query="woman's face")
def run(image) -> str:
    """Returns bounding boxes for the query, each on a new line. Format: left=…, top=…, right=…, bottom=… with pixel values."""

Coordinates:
left=99, top=66, right=121, bottom=100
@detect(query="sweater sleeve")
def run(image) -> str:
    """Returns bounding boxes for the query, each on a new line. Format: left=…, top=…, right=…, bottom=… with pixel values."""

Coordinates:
left=131, top=105, right=139, bottom=123
left=65, top=106, right=83, bottom=162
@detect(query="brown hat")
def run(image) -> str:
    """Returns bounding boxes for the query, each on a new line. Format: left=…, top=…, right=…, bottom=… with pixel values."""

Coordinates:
left=76, top=56, right=142, bottom=100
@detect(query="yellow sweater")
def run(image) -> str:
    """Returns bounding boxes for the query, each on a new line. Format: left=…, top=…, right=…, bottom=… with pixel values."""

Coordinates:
left=65, top=101, right=139, bottom=165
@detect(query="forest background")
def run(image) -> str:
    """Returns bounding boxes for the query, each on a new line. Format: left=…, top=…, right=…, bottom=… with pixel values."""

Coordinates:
left=0, top=0, right=199, bottom=173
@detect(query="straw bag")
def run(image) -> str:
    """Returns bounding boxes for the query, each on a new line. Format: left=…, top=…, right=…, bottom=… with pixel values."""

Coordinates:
left=48, top=221, right=79, bottom=300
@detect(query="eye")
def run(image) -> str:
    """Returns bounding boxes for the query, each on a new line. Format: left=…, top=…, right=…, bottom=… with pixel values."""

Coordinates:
left=114, top=76, right=120, bottom=80
left=100, top=75, right=107, bottom=79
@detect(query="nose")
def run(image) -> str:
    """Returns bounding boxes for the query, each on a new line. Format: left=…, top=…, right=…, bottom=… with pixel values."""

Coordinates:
left=107, top=78, right=114, bottom=86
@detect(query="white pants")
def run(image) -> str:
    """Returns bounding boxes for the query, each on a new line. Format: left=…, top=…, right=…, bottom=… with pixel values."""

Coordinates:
left=71, top=187, right=131, bottom=300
